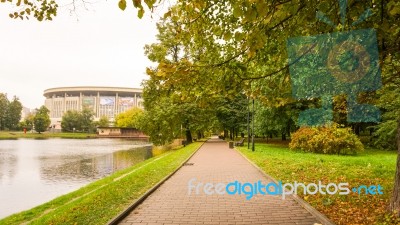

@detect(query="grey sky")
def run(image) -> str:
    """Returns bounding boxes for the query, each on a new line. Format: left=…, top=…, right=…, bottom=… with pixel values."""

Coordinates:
left=0, top=1, right=166, bottom=109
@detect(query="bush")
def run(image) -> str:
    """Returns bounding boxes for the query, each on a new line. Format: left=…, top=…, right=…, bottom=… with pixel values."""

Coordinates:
left=289, top=124, right=364, bottom=155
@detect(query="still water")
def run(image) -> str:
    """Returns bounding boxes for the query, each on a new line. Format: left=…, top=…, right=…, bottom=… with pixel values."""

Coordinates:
left=0, top=138, right=153, bottom=219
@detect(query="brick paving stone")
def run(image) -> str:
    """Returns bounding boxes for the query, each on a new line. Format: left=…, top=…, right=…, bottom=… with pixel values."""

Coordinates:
left=119, top=137, right=327, bottom=225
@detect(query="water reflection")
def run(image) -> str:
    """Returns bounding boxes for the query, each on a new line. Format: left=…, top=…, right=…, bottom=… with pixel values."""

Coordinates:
left=0, top=152, right=18, bottom=184
left=0, top=138, right=153, bottom=219
left=40, top=147, right=153, bottom=182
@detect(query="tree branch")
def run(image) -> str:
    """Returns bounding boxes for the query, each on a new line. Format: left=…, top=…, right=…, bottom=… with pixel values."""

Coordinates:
left=237, top=42, right=317, bottom=81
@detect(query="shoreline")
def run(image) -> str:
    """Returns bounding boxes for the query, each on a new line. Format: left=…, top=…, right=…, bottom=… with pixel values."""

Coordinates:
left=0, top=131, right=97, bottom=139
left=0, top=141, right=204, bottom=224
left=0, top=131, right=150, bottom=140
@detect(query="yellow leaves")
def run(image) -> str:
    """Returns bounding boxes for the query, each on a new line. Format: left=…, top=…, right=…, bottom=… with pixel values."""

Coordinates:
left=233, top=4, right=243, bottom=18
left=132, top=0, right=140, bottom=8
left=163, top=10, right=171, bottom=19
left=243, top=7, right=257, bottom=23
left=195, top=1, right=207, bottom=10
left=155, top=60, right=194, bottom=80
left=145, top=67, right=154, bottom=76
left=138, top=8, right=144, bottom=18
left=158, top=62, right=176, bottom=73
left=156, top=70, right=166, bottom=78
left=261, top=15, right=272, bottom=25
left=388, top=1, right=400, bottom=16
left=234, top=31, right=245, bottom=42
left=143, top=0, right=156, bottom=9
left=275, top=97, right=288, bottom=107
left=247, top=50, right=256, bottom=59
left=223, top=32, right=232, bottom=41
left=284, top=75, right=290, bottom=83
left=118, top=0, right=126, bottom=11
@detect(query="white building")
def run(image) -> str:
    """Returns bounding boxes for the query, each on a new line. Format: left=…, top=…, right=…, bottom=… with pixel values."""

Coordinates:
left=44, top=86, right=144, bottom=128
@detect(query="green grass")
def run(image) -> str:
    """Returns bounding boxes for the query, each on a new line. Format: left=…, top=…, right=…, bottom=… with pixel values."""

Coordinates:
left=0, top=141, right=203, bottom=225
left=238, top=143, right=399, bottom=225
left=0, top=131, right=97, bottom=139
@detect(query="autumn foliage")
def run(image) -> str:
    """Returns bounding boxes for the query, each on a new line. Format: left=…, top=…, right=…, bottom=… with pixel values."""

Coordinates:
left=289, top=124, right=364, bottom=155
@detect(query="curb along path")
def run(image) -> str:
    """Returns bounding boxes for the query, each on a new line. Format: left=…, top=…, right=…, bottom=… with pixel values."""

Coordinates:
left=119, top=138, right=329, bottom=225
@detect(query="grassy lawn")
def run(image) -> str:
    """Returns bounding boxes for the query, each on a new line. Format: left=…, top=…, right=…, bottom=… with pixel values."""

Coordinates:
left=0, top=131, right=97, bottom=139
left=0, top=141, right=203, bottom=225
left=238, top=143, right=399, bottom=225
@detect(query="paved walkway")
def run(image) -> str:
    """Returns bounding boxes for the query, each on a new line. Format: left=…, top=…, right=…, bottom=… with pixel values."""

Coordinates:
left=119, top=138, right=325, bottom=225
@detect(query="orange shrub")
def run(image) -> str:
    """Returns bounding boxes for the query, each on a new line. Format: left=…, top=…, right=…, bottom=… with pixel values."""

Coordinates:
left=289, top=124, right=364, bottom=155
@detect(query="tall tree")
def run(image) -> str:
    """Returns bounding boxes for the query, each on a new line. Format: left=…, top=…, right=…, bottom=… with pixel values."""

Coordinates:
left=61, top=110, right=82, bottom=132
left=254, top=102, right=298, bottom=141
left=80, top=107, right=94, bottom=132
left=33, top=106, right=50, bottom=134
left=215, top=94, right=248, bottom=140
left=0, top=93, right=10, bottom=130
left=391, top=119, right=400, bottom=217
left=5, top=96, right=23, bottom=130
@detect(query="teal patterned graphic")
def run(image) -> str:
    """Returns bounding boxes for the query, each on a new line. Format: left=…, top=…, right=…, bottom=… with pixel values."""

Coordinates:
left=287, top=0, right=381, bottom=126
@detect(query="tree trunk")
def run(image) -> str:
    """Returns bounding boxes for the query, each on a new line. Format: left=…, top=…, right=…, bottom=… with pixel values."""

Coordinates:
left=281, top=132, right=286, bottom=141
left=185, top=128, right=193, bottom=143
left=389, top=119, right=400, bottom=217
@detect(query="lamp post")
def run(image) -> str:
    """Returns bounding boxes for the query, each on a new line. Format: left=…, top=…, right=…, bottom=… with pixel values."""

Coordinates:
left=247, top=96, right=250, bottom=149
left=252, top=98, right=255, bottom=152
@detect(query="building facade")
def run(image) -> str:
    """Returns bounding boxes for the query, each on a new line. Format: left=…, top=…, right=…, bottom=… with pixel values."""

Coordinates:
left=44, top=86, right=143, bottom=128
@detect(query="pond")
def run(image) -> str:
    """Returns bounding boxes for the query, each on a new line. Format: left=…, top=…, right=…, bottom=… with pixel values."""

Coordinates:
left=0, top=138, right=154, bottom=219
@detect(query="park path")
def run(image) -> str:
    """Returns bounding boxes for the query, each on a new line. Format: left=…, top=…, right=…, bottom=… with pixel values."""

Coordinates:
left=118, top=137, right=328, bottom=225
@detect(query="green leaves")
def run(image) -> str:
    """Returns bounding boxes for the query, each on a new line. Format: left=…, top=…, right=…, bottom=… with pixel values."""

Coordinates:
left=34, top=106, right=51, bottom=134
left=0, top=94, right=23, bottom=131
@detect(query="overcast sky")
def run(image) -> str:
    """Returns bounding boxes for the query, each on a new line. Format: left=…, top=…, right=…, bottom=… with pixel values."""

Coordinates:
left=0, top=0, right=167, bottom=109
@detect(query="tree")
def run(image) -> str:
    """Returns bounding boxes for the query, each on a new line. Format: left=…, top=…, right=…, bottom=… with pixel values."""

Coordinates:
left=24, top=113, right=35, bottom=131
left=138, top=98, right=181, bottom=146
left=115, top=108, right=144, bottom=128
left=144, top=1, right=400, bottom=215
left=5, top=96, right=23, bottom=130
left=215, top=94, right=248, bottom=140
left=33, top=106, right=50, bottom=134
left=97, top=116, right=110, bottom=127
left=0, top=93, right=23, bottom=131
left=61, top=108, right=95, bottom=132
left=2, top=0, right=160, bottom=21
left=61, top=110, right=82, bottom=132
left=254, top=102, right=298, bottom=141
left=80, top=108, right=94, bottom=132
left=390, top=119, right=400, bottom=216
left=0, top=93, right=10, bottom=130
